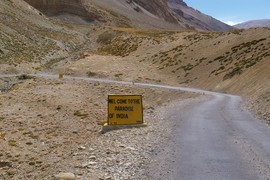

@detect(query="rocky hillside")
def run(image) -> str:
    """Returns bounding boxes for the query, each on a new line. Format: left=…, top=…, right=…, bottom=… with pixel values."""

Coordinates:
left=167, top=0, right=233, bottom=31
left=92, top=0, right=233, bottom=31
left=82, top=27, right=269, bottom=121
left=0, top=0, right=268, bottom=90
left=0, top=1, right=270, bottom=179
left=0, top=0, right=268, bottom=121
left=24, top=0, right=102, bottom=23
left=24, top=0, right=232, bottom=31
left=131, top=0, right=180, bottom=23
left=0, top=0, right=103, bottom=74
left=235, top=19, right=270, bottom=29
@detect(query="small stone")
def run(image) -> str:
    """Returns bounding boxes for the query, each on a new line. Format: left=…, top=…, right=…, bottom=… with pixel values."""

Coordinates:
left=81, top=163, right=88, bottom=168
left=124, top=162, right=132, bottom=167
left=78, top=146, right=86, bottom=150
left=126, top=146, right=136, bottom=151
left=89, top=155, right=96, bottom=160
left=7, top=169, right=16, bottom=176
left=89, top=155, right=97, bottom=160
left=119, top=144, right=126, bottom=148
left=82, top=161, right=97, bottom=168
left=88, top=161, right=97, bottom=166
left=54, top=172, right=75, bottom=180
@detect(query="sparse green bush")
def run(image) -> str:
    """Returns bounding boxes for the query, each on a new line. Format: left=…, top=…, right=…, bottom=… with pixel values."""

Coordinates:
left=229, top=29, right=244, bottom=35
left=182, top=63, right=194, bottom=72
left=98, top=36, right=140, bottom=57
left=97, top=32, right=117, bottom=44
left=223, top=67, right=242, bottom=80
left=8, top=140, right=17, bottom=147
left=74, top=110, right=88, bottom=119
left=87, top=71, right=98, bottom=77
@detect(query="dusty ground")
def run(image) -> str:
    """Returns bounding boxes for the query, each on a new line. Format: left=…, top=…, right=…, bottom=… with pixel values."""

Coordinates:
left=1, top=27, right=269, bottom=179
left=1, top=1, right=269, bottom=179
left=0, top=76, right=198, bottom=179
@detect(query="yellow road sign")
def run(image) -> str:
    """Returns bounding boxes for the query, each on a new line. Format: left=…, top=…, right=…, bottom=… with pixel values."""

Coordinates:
left=59, top=74, right=64, bottom=79
left=108, top=95, right=143, bottom=125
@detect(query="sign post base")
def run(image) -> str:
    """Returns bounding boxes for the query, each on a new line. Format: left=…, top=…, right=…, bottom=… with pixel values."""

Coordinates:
left=101, top=123, right=147, bottom=133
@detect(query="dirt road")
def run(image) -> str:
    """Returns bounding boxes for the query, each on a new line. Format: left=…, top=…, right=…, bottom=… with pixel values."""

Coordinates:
left=23, top=74, right=270, bottom=179
left=147, top=93, right=270, bottom=180
left=1, top=74, right=270, bottom=179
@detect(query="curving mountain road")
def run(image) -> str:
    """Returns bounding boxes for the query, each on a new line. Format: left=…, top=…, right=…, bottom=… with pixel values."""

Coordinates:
left=147, top=93, right=270, bottom=180
left=1, top=74, right=270, bottom=179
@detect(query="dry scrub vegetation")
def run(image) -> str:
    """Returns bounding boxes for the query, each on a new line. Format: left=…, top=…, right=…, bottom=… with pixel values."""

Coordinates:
left=1, top=1, right=270, bottom=179
left=0, top=76, right=196, bottom=179
left=89, top=27, right=270, bottom=122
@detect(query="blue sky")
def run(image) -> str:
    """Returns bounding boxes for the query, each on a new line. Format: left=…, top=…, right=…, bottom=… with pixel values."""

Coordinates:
left=184, top=0, right=270, bottom=25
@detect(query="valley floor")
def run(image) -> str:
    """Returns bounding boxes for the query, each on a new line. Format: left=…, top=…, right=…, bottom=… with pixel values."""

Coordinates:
left=0, top=75, right=198, bottom=179
left=0, top=72, right=269, bottom=179
left=0, top=0, right=269, bottom=179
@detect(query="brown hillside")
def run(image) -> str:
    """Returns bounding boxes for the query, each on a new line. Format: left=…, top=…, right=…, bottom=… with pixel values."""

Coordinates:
left=23, top=0, right=232, bottom=31
left=0, top=0, right=104, bottom=74
left=0, top=0, right=269, bottom=179
left=73, top=27, right=269, bottom=121
left=24, top=0, right=103, bottom=23
left=0, top=0, right=268, bottom=122
left=167, top=0, right=232, bottom=31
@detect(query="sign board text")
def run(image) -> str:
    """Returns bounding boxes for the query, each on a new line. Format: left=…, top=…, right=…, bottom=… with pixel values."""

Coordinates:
left=108, top=95, right=143, bottom=125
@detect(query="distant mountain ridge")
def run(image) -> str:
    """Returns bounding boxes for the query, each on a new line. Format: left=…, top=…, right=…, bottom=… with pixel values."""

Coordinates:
left=24, top=0, right=233, bottom=32
left=166, top=0, right=232, bottom=31
left=234, top=19, right=270, bottom=29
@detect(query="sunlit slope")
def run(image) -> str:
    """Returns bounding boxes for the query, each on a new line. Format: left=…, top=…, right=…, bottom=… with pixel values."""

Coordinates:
left=0, top=0, right=90, bottom=73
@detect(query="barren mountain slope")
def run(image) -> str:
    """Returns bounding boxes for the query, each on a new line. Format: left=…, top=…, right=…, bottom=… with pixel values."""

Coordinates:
left=0, top=0, right=268, bottom=120
left=77, top=0, right=186, bottom=29
left=24, top=0, right=103, bottom=23
left=74, top=27, right=269, bottom=121
left=0, top=0, right=270, bottom=179
left=235, top=19, right=270, bottom=29
left=24, top=0, right=232, bottom=31
left=90, top=0, right=233, bottom=31
left=0, top=0, right=107, bottom=74
left=167, top=0, right=232, bottom=31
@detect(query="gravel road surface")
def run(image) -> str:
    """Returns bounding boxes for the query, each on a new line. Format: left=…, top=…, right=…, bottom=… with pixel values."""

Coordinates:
left=147, top=93, right=270, bottom=180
